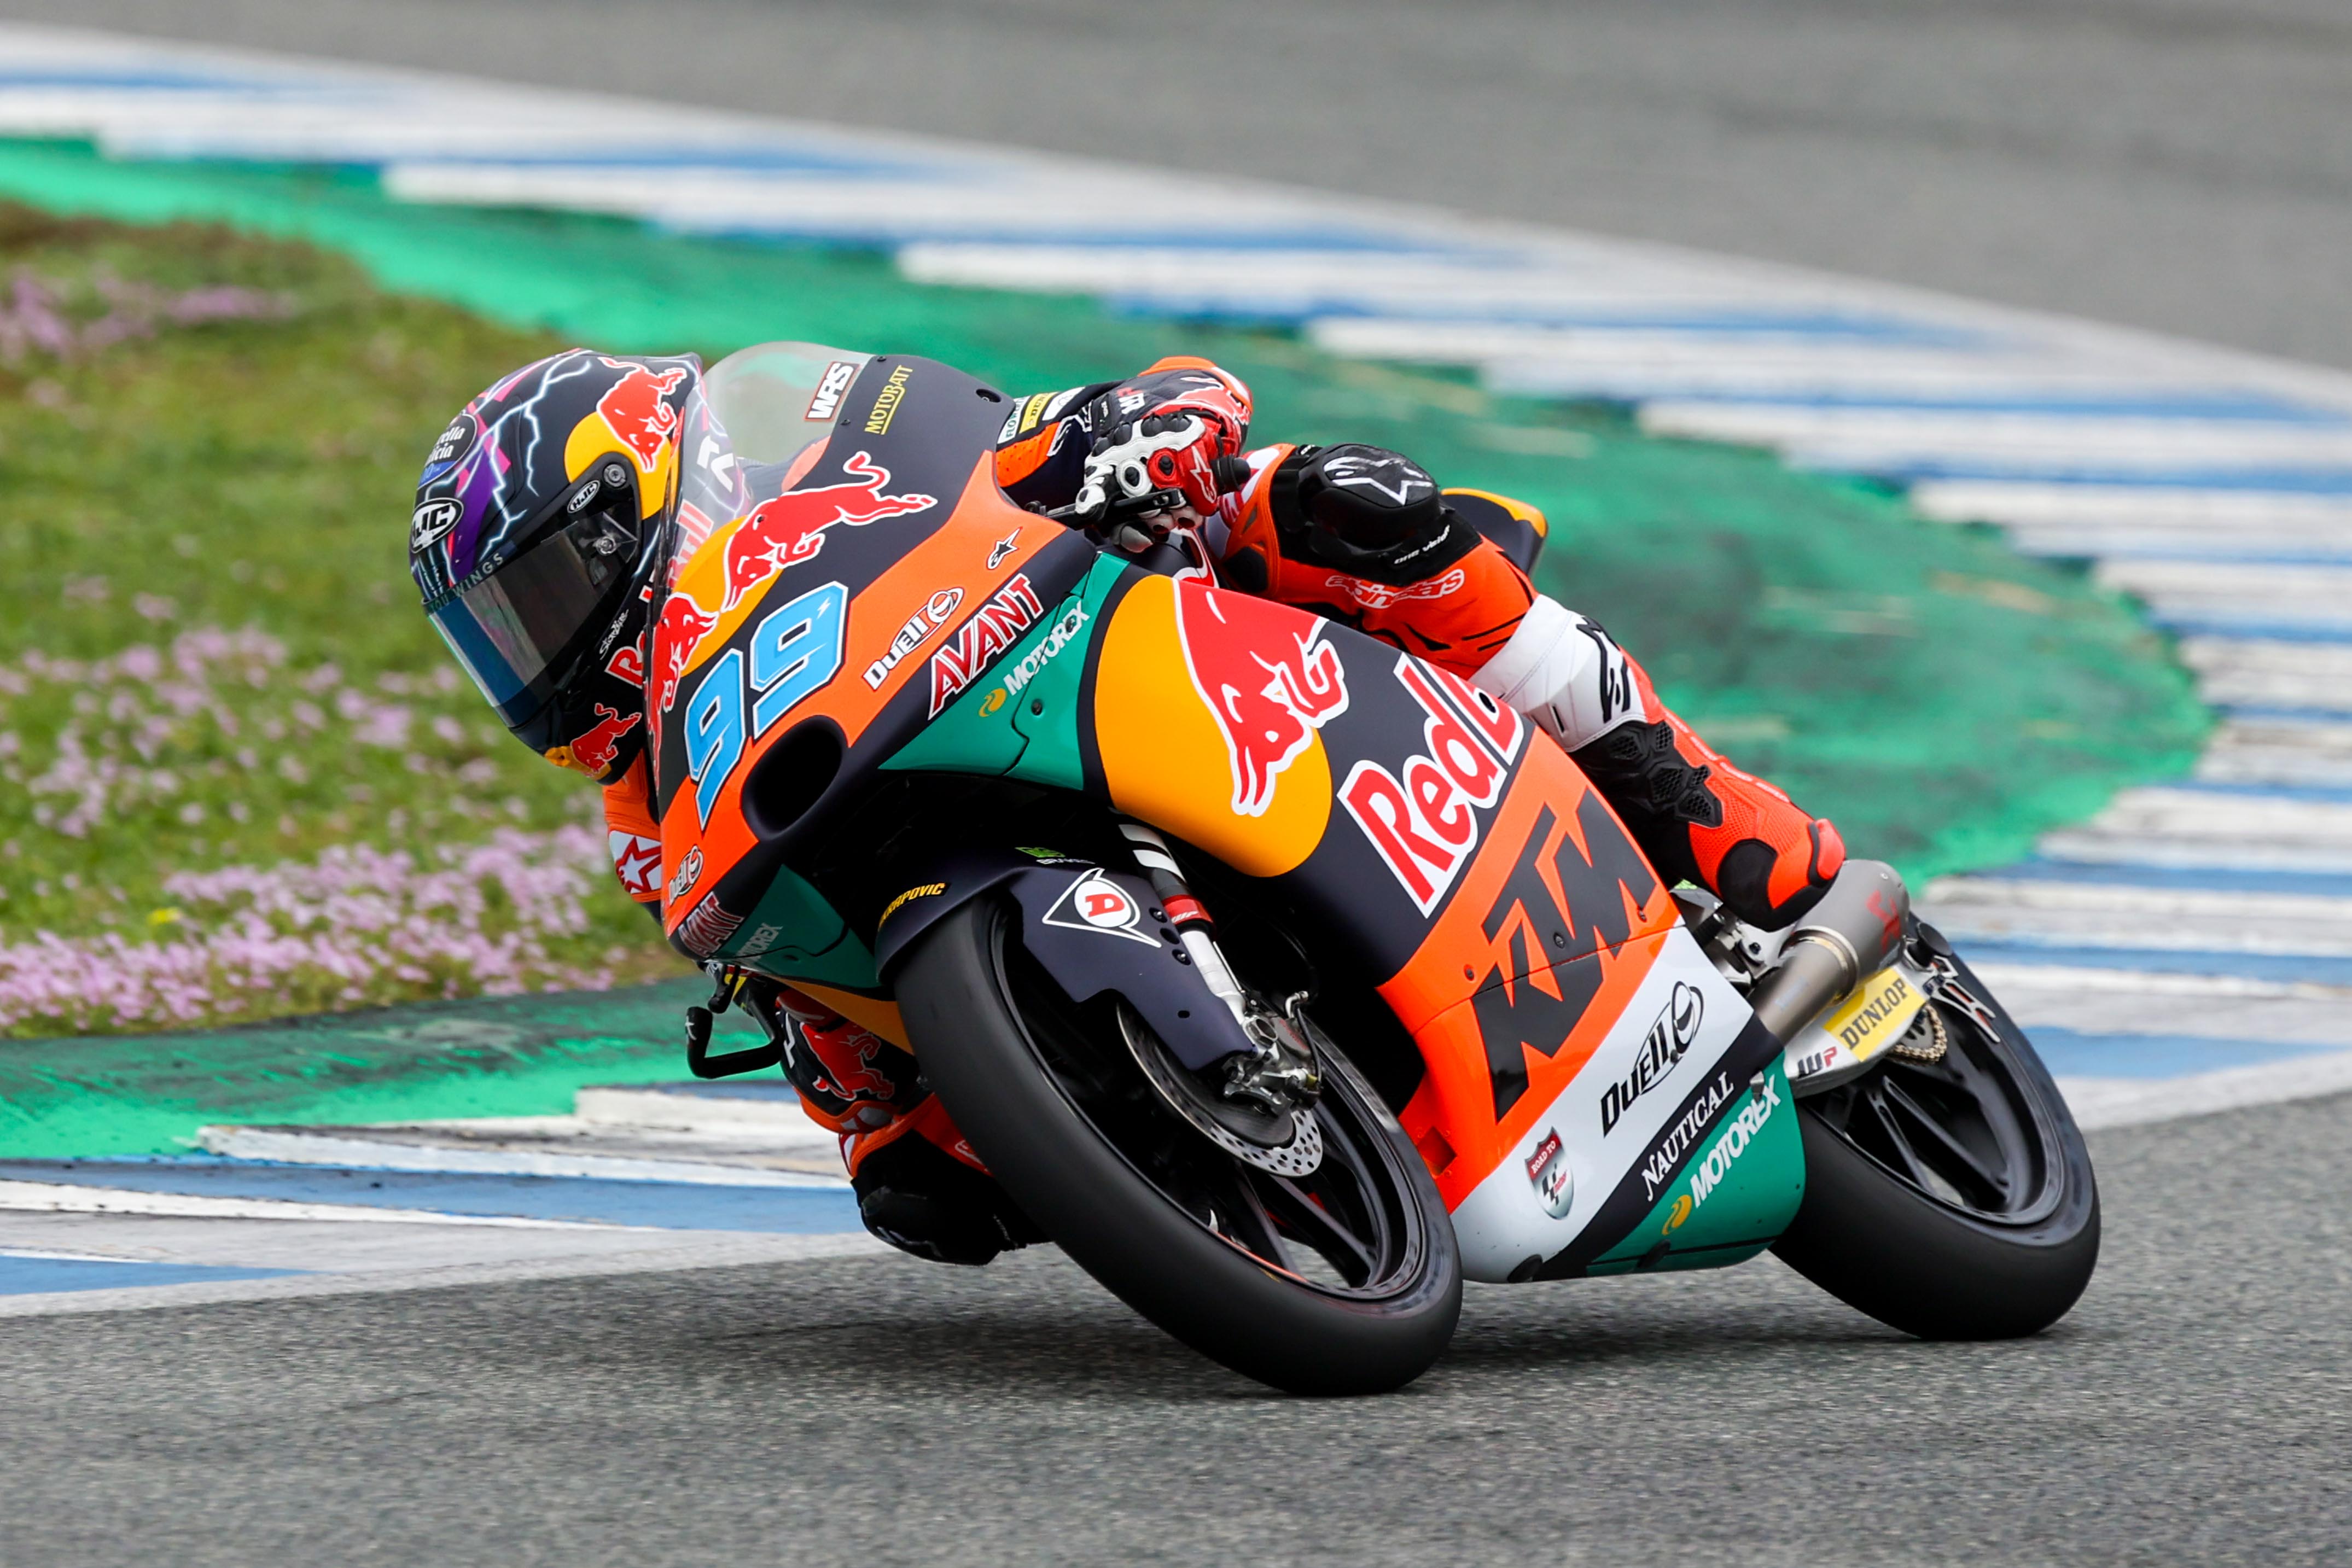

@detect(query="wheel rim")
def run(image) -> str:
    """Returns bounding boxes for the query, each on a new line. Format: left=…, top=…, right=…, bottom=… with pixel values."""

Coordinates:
left=984, top=905, right=1431, bottom=1300
left=1804, top=976, right=2069, bottom=1228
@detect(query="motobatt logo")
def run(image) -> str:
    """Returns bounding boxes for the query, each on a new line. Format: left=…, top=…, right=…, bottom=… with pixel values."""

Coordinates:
left=1524, top=1127, right=1574, bottom=1220
left=864, top=363, right=913, bottom=436
left=1600, top=981, right=1705, bottom=1135
left=805, top=359, right=859, bottom=422
left=410, top=498, right=462, bottom=553
left=595, top=359, right=690, bottom=473
left=1339, top=655, right=1525, bottom=914
left=928, top=575, right=1046, bottom=716
left=1002, top=604, right=1089, bottom=698
left=651, top=452, right=935, bottom=714
left=864, top=588, right=965, bottom=690
left=1687, top=1074, right=1781, bottom=1209
left=1174, top=578, right=1349, bottom=817
left=1319, top=567, right=1465, bottom=612
left=1639, top=1069, right=1739, bottom=1204
left=1041, top=872, right=1156, bottom=947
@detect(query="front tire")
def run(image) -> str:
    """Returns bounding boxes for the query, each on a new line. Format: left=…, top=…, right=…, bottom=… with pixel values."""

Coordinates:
left=1772, top=948, right=2099, bottom=1339
left=895, top=898, right=1462, bottom=1395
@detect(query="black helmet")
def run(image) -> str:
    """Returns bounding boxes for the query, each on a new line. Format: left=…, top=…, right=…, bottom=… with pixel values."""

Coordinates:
left=410, top=349, right=701, bottom=783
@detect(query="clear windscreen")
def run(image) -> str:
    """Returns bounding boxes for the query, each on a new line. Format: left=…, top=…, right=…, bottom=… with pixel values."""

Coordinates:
left=703, top=341, right=876, bottom=464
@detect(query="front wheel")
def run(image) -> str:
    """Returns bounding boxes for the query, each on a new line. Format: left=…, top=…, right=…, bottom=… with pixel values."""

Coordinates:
left=895, top=898, right=1462, bottom=1395
left=1772, top=947, right=2099, bottom=1339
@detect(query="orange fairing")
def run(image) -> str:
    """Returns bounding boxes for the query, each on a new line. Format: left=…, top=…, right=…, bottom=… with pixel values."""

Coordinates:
left=657, top=453, right=1051, bottom=928
left=1092, top=574, right=1337, bottom=878
left=1381, top=743, right=1680, bottom=1208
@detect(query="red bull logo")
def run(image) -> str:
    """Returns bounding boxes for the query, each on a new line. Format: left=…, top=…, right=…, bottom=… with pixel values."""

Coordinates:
left=651, top=593, right=721, bottom=715
left=1338, top=653, right=1522, bottom=914
left=648, top=452, right=936, bottom=716
left=568, top=702, right=643, bottom=776
left=1173, top=578, right=1350, bottom=817
left=718, top=451, right=935, bottom=604
left=802, top=1021, right=898, bottom=1103
left=595, top=360, right=690, bottom=473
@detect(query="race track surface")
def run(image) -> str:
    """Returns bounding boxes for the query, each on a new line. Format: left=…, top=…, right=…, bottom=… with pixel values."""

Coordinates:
left=0, top=1094, right=2342, bottom=1567
left=0, top=0, right=2346, bottom=368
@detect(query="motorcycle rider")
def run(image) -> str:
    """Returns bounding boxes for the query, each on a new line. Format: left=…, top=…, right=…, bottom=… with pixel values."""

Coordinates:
left=410, top=348, right=1847, bottom=1267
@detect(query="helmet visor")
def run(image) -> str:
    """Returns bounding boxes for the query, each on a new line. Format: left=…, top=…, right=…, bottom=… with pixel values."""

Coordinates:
left=426, top=497, right=642, bottom=722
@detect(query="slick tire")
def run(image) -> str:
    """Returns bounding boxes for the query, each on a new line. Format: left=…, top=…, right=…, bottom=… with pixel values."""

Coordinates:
left=896, top=899, right=1462, bottom=1396
left=1772, top=972, right=2100, bottom=1340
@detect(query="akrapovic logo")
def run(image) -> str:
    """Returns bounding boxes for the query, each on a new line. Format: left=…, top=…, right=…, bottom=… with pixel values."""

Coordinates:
left=1601, top=981, right=1704, bottom=1135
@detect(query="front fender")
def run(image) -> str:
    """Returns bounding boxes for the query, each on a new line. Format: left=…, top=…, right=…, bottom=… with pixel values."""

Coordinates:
left=875, top=849, right=1255, bottom=1072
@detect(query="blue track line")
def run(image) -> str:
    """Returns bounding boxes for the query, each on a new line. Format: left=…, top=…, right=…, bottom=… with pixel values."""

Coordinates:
left=0, top=1254, right=298, bottom=1296
left=2022, top=1028, right=2345, bottom=1078
left=1980, top=859, right=2352, bottom=896
left=1951, top=942, right=2352, bottom=987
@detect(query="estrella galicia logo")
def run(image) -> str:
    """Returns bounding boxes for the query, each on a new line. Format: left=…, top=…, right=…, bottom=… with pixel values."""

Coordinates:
left=410, top=498, right=464, bottom=555
left=422, top=412, right=478, bottom=478
left=1600, top=981, right=1705, bottom=1135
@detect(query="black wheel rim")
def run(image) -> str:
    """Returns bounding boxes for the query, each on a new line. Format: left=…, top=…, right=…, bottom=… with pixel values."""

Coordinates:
left=1804, top=981, right=2068, bottom=1228
left=984, top=905, right=1430, bottom=1300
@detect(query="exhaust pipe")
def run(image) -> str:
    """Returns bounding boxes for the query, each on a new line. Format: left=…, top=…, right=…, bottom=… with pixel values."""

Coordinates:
left=1745, top=860, right=1911, bottom=1044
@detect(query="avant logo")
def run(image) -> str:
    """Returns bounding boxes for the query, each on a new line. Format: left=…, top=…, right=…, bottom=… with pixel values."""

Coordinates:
left=1600, top=981, right=1704, bottom=1135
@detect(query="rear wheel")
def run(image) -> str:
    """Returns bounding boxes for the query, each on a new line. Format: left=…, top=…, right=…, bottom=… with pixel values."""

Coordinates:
left=895, top=897, right=1462, bottom=1395
left=1773, top=948, right=2099, bottom=1338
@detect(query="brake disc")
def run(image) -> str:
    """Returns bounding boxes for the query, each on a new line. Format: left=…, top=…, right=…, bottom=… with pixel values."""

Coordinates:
left=1117, top=1004, right=1324, bottom=1178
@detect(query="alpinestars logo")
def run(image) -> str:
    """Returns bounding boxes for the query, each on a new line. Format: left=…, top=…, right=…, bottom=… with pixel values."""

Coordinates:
left=1600, top=981, right=1704, bottom=1135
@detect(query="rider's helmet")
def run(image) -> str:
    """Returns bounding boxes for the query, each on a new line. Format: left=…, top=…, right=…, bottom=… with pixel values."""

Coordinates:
left=409, top=349, right=701, bottom=784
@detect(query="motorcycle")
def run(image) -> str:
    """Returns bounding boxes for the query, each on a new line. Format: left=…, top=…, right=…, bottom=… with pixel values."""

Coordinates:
left=644, top=341, right=2099, bottom=1395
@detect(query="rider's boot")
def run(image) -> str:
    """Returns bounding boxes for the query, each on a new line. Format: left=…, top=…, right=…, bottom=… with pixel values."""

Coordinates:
left=1474, top=597, right=1845, bottom=930
left=776, top=994, right=1043, bottom=1266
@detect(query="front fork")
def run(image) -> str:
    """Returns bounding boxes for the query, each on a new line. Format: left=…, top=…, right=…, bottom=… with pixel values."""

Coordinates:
left=1116, top=818, right=1321, bottom=1115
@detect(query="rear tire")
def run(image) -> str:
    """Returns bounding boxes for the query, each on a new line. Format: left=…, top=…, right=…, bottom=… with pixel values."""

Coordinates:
left=896, top=898, right=1462, bottom=1395
left=1772, top=949, right=2099, bottom=1339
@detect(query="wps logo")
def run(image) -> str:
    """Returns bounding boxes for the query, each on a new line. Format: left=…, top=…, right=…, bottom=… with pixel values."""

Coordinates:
left=1339, top=656, right=1525, bottom=913
left=1174, top=578, right=1349, bottom=817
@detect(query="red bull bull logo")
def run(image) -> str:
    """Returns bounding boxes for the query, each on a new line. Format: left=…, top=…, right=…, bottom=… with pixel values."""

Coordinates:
left=648, top=452, right=936, bottom=716
left=1173, top=578, right=1350, bottom=817
left=802, top=1021, right=898, bottom=1103
left=595, top=360, right=690, bottom=473
left=718, top=451, right=935, bottom=603
left=567, top=702, right=643, bottom=776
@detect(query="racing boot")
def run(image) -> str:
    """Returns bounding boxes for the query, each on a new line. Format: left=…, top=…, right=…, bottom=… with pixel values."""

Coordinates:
left=776, top=995, right=1043, bottom=1266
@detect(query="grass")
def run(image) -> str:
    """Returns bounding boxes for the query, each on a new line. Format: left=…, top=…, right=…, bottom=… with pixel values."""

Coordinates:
left=0, top=203, right=685, bottom=1034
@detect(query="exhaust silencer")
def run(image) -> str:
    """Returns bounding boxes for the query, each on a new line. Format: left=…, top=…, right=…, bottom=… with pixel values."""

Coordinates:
left=1744, top=859, right=1911, bottom=1044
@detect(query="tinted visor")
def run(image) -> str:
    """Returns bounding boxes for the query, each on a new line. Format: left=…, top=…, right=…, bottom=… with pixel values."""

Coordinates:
left=426, top=494, right=641, bottom=723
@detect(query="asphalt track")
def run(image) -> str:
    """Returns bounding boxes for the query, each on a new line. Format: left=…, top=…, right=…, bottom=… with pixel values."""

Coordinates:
left=0, top=0, right=2348, bottom=368
left=0, top=1094, right=2339, bottom=1567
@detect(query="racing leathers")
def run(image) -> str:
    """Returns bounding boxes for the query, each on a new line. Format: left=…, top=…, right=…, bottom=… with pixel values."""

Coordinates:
left=595, top=354, right=1846, bottom=1265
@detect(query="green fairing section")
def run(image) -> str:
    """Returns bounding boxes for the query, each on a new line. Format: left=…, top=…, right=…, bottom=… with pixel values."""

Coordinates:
left=718, top=861, right=881, bottom=989
left=1588, top=1062, right=1806, bottom=1275
left=882, top=554, right=1125, bottom=789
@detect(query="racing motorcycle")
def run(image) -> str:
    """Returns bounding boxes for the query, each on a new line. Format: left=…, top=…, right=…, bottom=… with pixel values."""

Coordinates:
left=648, top=342, right=2099, bottom=1395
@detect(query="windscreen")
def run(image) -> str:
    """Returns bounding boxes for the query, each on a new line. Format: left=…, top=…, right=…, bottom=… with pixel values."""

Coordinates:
left=702, top=341, right=876, bottom=464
